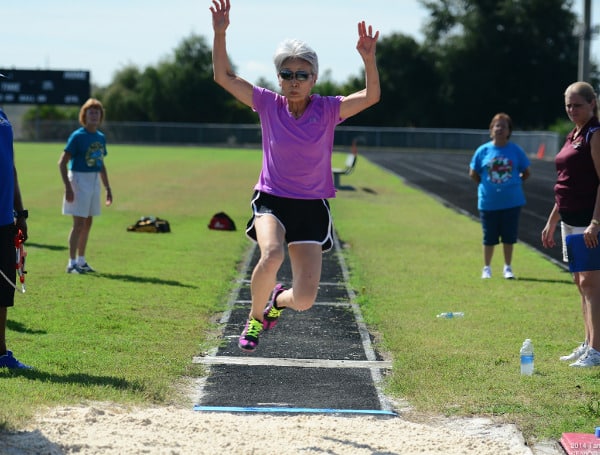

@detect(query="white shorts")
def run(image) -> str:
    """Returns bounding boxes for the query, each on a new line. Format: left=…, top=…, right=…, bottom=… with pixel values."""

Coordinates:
left=561, top=221, right=586, bottom=262
left=62, top=171, right=102, bottom=217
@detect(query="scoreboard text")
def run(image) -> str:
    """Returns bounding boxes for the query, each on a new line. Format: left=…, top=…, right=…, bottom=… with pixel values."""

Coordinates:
left=0, top=69, right=90, bottom=106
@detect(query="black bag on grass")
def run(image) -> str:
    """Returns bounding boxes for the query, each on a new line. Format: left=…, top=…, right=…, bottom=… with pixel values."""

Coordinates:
left=127, top=216, right=171, bottom=233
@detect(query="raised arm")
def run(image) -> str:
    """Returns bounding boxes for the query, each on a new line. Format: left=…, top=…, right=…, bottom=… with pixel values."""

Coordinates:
left=339, top=21, right=381, bottom=120
left=210, top=0, right=254, bottom=108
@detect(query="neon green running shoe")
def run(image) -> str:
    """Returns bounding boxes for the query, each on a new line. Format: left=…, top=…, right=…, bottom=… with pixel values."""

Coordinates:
left=262, top=284, right=286, bottom=330
left=238, top=317, right=263, bottom=353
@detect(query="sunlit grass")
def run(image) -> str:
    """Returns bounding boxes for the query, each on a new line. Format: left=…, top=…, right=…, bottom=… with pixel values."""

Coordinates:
left=1, top=143, right=594, bottom=444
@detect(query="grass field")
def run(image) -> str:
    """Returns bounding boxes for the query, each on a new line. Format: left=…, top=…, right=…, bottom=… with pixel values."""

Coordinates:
left=1, top=142, right=598, bottom=445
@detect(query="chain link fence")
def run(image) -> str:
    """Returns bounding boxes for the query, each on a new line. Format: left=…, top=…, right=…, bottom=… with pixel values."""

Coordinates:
left=18, top=120, right=560, bottom=158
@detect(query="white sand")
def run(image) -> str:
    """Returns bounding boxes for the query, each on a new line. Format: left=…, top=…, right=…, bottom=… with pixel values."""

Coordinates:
left=0, top=400, right=562, bottom=454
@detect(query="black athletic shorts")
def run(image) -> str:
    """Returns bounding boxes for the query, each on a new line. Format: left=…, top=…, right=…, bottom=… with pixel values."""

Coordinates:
left=0, top=223, right=16, bottom=307
left=245, top=191, right=334, bottom=252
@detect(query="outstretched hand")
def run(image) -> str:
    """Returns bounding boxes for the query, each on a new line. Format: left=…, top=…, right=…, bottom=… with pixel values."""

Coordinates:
left=210, top=0, right=230, bottom=32
left=356, top=21, right=379, bottom=58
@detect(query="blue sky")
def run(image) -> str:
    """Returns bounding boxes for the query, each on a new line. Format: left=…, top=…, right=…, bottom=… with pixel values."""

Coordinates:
left=3, top=1, right=599, bottom=87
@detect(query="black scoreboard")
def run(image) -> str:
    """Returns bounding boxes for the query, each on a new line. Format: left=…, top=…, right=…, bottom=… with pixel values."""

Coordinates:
left=0, top=69, right=90, bottom=106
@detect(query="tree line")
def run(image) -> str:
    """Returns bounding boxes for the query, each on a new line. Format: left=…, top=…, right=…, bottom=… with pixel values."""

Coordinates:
left=27, top=0, right=598, bottom=131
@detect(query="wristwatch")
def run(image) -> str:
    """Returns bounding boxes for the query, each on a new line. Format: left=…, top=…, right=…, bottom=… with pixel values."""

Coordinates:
left=592, top=219, right=600, bottom=226
left=14, top=209, right=28, bottom=219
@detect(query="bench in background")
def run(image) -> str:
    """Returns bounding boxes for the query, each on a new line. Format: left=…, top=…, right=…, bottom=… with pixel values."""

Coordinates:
left=332, top=139, right=358, bottom=188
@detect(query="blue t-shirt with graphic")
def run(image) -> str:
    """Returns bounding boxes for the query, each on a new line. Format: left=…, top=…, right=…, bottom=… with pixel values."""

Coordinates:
left=64, top=127, right=107, bottom=172
left=0, top=109, right=15, bottom=225
left=470, top=141, right=530, bottom=211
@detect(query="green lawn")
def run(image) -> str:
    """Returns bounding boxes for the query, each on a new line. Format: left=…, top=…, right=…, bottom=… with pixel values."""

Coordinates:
left=1, top=142, right=596, bottom=446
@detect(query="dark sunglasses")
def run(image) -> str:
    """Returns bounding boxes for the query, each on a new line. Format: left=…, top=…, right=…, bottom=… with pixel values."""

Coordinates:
left=278, top=69, right=312, bottom=81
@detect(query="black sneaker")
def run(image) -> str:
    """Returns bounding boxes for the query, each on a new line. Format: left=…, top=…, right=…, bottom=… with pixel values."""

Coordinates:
left=66, top=264, right=86, bottom=274
left=78, top=262, right=95, bottom=273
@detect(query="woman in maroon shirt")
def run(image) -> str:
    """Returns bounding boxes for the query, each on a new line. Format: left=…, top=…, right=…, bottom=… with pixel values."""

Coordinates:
left=542, top=81, right=600, bottom=367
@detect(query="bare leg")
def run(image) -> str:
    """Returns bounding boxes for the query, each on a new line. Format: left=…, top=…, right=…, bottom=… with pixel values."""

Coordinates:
left=276, top=242, right=323, bottom=312
left=503, top=243, right=513, bottom=266
left=578, top=270, right=600, bottom=350
left=483, top=245, right=494, bottom=266
left=69, top=216, right=88, bottom=260
left=77, top=217, right=93, bottom=258
left=573, top=273, right=590, bottom=344
left=249, top=215, right=285, bottom=321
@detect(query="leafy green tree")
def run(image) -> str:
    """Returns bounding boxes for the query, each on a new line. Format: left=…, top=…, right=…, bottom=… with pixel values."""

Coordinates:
left=419, top=0, right=581, bottom=128
left=341, top=33, right=441, bottom=127
left=313, top=70, right=343, bottom=96
left=254, top=76, right=277, bottom=93
left=100, top=35, right=256, bottom=123
left=101, top=65, right=148, bottom=121
left=26, top=1, right=596, bottom=130
left=22, top=105, right=78, bottom=122
left=21, top=104, right=80, bottom=141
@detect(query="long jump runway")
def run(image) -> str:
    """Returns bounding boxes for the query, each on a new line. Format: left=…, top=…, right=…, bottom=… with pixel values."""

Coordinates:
left=192, top=235, right=395, bottom=416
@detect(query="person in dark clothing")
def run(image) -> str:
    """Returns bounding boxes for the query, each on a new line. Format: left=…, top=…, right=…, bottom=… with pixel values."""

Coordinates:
left=542, top=81, right=600, bottom=367
left=0, top=72, right=31, bottom=369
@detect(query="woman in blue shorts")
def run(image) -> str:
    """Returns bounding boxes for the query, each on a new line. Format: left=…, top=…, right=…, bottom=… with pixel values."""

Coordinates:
left=469, top=113, right=531, bottom=280
left=542, top=82, right=600, bottom=367
left=210, top=0, right=381, bottom=352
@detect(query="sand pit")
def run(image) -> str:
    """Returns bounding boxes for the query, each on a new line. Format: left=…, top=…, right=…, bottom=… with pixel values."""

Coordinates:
left=0, top=401, right=562, bottom=454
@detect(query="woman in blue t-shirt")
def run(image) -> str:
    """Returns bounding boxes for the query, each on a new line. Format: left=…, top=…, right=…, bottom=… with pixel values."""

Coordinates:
left=469, top=113, right=531, bottom=280
left=58, top=98, right=113, bottom=274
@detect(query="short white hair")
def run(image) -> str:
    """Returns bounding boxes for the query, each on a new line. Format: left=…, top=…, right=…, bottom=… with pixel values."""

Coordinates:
left=273, top=39, right=319, bottom=78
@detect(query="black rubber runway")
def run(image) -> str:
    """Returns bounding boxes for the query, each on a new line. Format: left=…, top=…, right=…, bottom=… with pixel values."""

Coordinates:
left=193, top=149, right=560, bottom=416
left=193, top=240, right=395, bottom=415
left=361, top=149, right=566, bottom=268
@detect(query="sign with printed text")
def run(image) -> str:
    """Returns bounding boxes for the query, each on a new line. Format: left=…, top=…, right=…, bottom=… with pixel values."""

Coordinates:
left=0, top=69, right=90, bottom=105
left=561, top=432, right=600, bottom=455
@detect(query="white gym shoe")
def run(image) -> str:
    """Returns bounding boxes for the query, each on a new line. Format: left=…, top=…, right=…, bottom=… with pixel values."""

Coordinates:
left=503, top=265, right=515, bottom=279
left=560, top=343, right=588, bottom=362
left=570, top=347, right=600, bottom=367
left=481, top=266, right=492, bottom=279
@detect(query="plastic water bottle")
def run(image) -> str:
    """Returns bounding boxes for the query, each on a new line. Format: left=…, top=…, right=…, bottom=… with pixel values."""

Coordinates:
left=520, top=339, right=534, bottom=376
left=436, top=312, right=464, bottom=319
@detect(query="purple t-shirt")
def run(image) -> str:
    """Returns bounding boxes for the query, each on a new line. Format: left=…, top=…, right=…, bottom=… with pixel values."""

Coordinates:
left=555, top=117, right=600, bottom=215
left=252, top=86, right=344, bottom=199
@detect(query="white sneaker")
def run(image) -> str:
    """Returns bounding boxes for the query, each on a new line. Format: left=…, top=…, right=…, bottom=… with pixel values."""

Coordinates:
left=560, top=343, right=588, bottom=361
left=503, top=265, right=515, bottom=279
left=481, top=266, right=492, bottom=279
left=570, top=347, right=600, bottom=367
